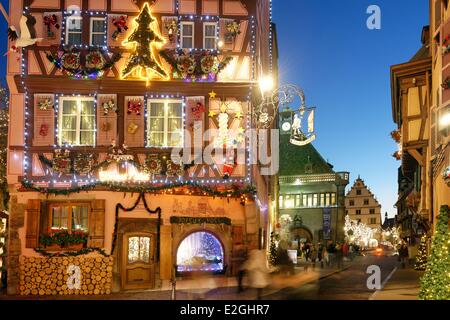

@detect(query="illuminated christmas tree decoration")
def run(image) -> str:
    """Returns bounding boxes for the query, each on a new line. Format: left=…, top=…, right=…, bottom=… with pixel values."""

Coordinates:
left=121, top=2, right=169, bottom=85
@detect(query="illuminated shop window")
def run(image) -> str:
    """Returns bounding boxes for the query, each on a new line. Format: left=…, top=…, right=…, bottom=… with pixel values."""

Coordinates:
left=59, top=97, right=96, bottom=146
left=128, top=236, right=151, bottom=263
left=147, top=99, right=183, bottom=147
left=177, top=232, right=224, bottom=273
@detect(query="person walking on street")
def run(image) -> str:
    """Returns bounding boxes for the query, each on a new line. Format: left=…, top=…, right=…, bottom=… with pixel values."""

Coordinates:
left=323, top=246, right=330, bottom=267
left=310, top=244, right=318, bottom=269
left=335, top=243, right=343, bottom=269
left=318, top=243, right=323, bottom=268
left=399, top=243, right=409, bottom=268
left=342, top=242, right=349, bottom=261
left=242, top=250, right=271, bottom=300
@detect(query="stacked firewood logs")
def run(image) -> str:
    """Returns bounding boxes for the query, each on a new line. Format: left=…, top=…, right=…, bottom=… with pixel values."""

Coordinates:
left=19, top=255, right=114, bottom=296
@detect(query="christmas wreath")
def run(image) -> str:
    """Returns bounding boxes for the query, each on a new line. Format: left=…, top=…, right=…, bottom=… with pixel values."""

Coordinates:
left=85, top=51, right=105, bottom=69
left=61, top=52, right=80, bottom=70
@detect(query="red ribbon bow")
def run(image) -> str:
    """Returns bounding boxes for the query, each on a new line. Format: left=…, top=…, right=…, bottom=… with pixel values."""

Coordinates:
left=127, top=100, right=142, bottom=115
left=43, top=14, right=60, bottom=30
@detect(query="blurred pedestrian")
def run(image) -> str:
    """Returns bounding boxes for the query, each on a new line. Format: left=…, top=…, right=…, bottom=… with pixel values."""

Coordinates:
left=348, top=244, right=354, bottom=261
left=342, top=242, right=349, bottom=260
left=323, top=246, right=330, bottom=267
left=318, top=243, right=324, bottom=268
left=335, top=243, right=343, bottom=268
left=242, top=250, right=271, bottom=300
left=399, top=243, right=409, bottom=268
left=310, top=244, right=318, bottom=269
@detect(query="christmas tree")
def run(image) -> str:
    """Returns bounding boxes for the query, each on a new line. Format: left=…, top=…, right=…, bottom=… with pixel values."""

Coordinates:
left=121, top=3, right=167, bottom=83
left=269, top=232, right=279, bottom=266
left=0, top=86, right=9, bottom=211
left=419, top=205, right=450, bottom=300
left=414, top=235, right=428, bottom=271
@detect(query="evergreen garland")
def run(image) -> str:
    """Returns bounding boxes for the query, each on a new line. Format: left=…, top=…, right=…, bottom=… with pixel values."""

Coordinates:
left=34, top=247, right=109, bottom=257
left=21, top=180, right=256, bottom=198
left=169, top=216, right=231, bottom=225
left=419, top=205, right=450, bottom=300
left=46, top=50, right=121, bottom=80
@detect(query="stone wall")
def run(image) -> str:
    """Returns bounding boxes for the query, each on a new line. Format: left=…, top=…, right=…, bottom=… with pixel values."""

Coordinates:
left=7, top=196, right=25, bottom=295
left=19, top=255, right=113, bottom=296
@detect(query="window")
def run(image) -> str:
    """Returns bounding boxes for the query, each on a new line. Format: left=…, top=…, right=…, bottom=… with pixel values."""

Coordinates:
left=279, top=195, right=283, bottom=209
left=295, top=195, right=301, bottom=208
left=370, top=209, right=375, bottom=214
left=284, top=195, right=294, bottom=209
left=59, top=97, right=96, bottom=146
left=128, top=236, right=150, bottom=263
left=325, top=193, right=330, bottom=206
left=203, top=22, right=217, bottom=49
left=369, top=218, right=377, bottom=225
left=349, top=200, right=355, bottom=206
left=356, top=209, right=361, bottom=215
left=356, top=189, right=362, bottom=195
left=66, top=16, right=83, bottom=45
left=331, top=193, right=336, bottom=206
left=364, top=199, right=369, bottom=205
left=49, top=203, right=89, bottom=232
left=181, top=22, right=194, bottom=49
left=313, top=194, right=318, bottom=207
left=302, top=194, right=307, bottom=207
left=90, top=17, right=106, bottom=46
left=147, top=99, right=184, bottom=147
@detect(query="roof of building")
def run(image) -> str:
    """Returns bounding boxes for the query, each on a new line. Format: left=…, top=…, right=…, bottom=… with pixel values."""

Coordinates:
left=409, top=26, right=430, bottom=62
left=345, top=176, right=381, bottom=206
left=279, top=134, right=335, bottom=176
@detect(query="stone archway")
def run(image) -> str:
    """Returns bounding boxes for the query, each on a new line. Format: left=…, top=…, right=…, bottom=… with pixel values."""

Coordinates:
left=291, top=226, right=313, bottom=243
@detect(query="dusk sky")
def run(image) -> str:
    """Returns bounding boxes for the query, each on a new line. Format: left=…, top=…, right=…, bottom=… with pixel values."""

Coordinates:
left=0, top=1, right=429, bottom=219
left=274, top=1, right=429, bottom=219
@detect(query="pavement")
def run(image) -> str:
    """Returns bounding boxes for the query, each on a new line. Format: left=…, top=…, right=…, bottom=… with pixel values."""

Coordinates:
left=0, top=258, right=353, bottom=300
left=0, top=254, right=424, bottom=300
left=370, top=265, right=423, bottom=300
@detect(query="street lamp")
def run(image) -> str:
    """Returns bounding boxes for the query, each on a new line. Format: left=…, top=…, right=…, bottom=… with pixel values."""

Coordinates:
left=259, top=76, right=274, bottom=96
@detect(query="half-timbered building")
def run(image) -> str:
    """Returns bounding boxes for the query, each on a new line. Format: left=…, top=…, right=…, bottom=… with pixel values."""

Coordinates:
left=5, top=0, right=277, bottom=295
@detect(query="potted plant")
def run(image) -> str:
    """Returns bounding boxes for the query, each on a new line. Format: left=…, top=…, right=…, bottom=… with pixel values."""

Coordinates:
left=40, top=229, right=88, bottom=251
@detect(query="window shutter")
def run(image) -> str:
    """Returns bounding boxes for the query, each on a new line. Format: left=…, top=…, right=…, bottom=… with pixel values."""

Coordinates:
left=42, top=12, right=63, bottom=46
left=442, top=18, right=450, bottom=105
left=26, top=199, right=41, bottom=248
left=219, top=18, right=234, bottom=50
left=161, top=16, right=178, bottom=48
left=97, top=94, right=118, bottom=146
left=89, top=200, right=105, bottom=248
left=185, top=96, right=205, bottom=150
left=107, top=14, right=129, bottom=47
left=33, top=94, right=55, bottom=146
left=39, top=201, right=50, bottom=236
left=124, top=96, right=145, bottom=147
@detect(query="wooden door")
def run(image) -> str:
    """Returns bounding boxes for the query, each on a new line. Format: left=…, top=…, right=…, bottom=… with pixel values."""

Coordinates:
left=121, top=232, right=155, bottom=290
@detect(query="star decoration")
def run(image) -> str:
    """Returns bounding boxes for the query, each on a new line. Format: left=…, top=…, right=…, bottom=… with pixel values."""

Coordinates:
left=235, top=111, right=243, bottom=120
left=220, top=102, right=228, bottom=113
left=209, top=91, right=217, bottom=99
left=236, top=135, right=245, bottom=143
left=208, top=110, right=217, bottom=118
left=237, top=127, right=245, bottom=134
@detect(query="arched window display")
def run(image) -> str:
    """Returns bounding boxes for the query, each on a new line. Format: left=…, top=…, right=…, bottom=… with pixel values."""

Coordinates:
left=176, top=232, right=224, bottom=273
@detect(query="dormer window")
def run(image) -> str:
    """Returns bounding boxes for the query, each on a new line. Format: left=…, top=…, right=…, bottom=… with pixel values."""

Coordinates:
left=203, top=22, right=217, bottom=49
left=66, top=16, right=83, bottom=45
left=90, top=17, right=106, bottom=46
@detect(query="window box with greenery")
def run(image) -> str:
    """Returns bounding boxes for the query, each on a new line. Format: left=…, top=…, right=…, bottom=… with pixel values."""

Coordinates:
left=40, top=229, right=88, bottom=251
left=39, top=202, right=90, bottom=251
